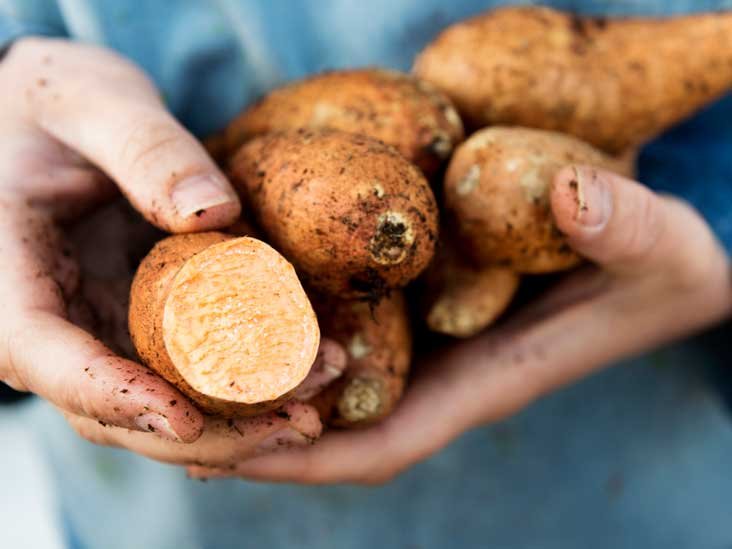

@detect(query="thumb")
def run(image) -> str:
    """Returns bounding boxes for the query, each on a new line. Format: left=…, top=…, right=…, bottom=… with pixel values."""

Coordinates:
left=47, top=103, right=240, bottom=233
left=11, top=38, right=241, bottom=233
left=550, top=165, right=723, bottom=280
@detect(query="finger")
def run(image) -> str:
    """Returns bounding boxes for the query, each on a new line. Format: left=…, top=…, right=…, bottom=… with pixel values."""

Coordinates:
left=211, top=268, right=732, bottom=485
left=65, top=400, right=321, bottom=467
left=216, top=228, right=732, bottom=486
left=293, top=338, right=347, bottom=401
left=0, top=120, right=117, bottom=220
left=9, top=312, right=204, bottom=442
left=551, top=166, right=726, bottom=281
left=0, top=205, right=203, bottom=442
left=503, top=266, right=610, bottom=331
left=200, top=354, right=481, bottom=485
left=8, top=38, right=240, bottom=233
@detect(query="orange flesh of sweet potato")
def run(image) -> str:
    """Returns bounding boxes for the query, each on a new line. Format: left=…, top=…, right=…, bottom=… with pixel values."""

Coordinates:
left=130, top=233, right=319, bottom=416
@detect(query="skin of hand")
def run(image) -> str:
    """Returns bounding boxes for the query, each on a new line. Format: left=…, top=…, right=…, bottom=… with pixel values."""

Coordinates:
left=0, top=37, right=346, bottom=465
left=181, top=165, right=732, bottom=485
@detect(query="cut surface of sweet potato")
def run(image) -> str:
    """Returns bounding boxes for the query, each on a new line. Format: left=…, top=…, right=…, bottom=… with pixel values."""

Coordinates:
left=130, top=233, right=320, bottom=415
left=162, top=238, right=319, bottom=404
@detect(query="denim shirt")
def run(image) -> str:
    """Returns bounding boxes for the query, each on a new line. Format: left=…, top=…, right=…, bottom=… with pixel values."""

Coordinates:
left=2, top=1, right=732, bottom=548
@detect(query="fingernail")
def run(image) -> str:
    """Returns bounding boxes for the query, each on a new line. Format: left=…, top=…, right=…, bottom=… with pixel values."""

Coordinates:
left=255, top=427, right=310, bottom=455
left=571, top=166, right=611, bottom=229
left=172, top=174, right=236, bottom=218
left=134, top=412, right=182, bottom=442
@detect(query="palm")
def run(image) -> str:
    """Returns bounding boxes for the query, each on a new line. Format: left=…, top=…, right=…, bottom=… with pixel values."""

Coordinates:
left=184, top=168, right=732, bottom=484
left=66, top=200, right=163, bottom=359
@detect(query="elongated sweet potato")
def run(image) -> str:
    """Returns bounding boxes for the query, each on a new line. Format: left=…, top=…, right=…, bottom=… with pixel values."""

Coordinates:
left=221, top=68, right=464, bottom=177
left=308, top=292, right=411, bottom=427
left=445, top=127, right=632, bottom=273
left=128, top=232, right=320, bottom=416
left=414, top=6, right=732, bottom=154
left=229, top=129, right=439, bottom=298
left=423, top=238, right=519, bottom=338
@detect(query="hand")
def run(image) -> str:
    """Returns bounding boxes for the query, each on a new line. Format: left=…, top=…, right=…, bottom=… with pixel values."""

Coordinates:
left=0, top=37, right=341, bottom=463
left=187, top=166, right=732, bottom=484
left=58, top=199, right=347, bottom=467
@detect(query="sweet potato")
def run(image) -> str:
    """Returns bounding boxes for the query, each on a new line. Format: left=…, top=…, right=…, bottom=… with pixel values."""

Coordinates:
left=445, top=127, right=632, bottom=273
left=423, top=238, right=519, bottom=338
left=221, top=68, right=464, bottom=177
left=128, top=232, right=319, bottom=416
left=308, top=292, right=411, bottom=427
left=229, top=129, right=439, bottom=298
left=414, top=6, right=732, bottom=154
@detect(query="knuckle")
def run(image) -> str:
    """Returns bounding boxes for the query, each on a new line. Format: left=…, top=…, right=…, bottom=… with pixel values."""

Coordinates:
left=617, top=188, right=664, bottom=265
left=118, top=114, right=186, bottom=180
left=60, top=353, right=112, bottom=419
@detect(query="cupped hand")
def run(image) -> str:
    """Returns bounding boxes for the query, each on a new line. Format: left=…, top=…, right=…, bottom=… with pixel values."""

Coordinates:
left=0, top=37, right=342, bottom=464
left=188, top=165, right=732, bottom=484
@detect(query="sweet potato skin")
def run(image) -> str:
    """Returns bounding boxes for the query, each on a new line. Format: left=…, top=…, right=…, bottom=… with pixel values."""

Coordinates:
left=229, top=129, right=439, bottom=298
left=129, top=232, right=313, bottom=417
left=223, top=68, right=464, bottom=177
left=414, top=6, right=732, bottom=154
left=308, top=292, right=411, bottom=428
left=445, top=127, right=631, bottom=273
left=424, top=238, right=519, bottom=338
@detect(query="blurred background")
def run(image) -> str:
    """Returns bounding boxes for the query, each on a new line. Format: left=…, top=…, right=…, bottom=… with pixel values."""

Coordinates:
left=0, top=387, right=63, bottom=549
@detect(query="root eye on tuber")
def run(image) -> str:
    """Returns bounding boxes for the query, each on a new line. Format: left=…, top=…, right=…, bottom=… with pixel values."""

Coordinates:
left=307, top=292, right=411, bottom=428
left=369, top=212, right=414, bottom=265
left=229, top=130, right=438, bottom=298
left=338, top=377, right=384, bottom=422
